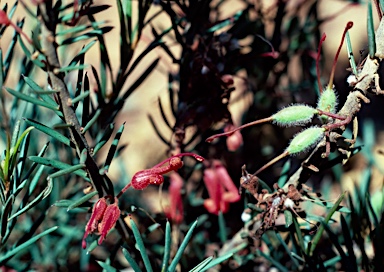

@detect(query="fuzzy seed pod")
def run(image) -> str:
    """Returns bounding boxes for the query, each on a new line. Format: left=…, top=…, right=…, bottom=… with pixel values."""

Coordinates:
left=287, top=127, right=325, bottom=154
left=317, top=87, right=338, bottom=116
left=272, top=105, right=317, bottom=127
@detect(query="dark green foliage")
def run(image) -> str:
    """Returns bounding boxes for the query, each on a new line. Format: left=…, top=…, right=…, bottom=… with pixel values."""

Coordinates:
left=0, top=0, right=383, bottom=271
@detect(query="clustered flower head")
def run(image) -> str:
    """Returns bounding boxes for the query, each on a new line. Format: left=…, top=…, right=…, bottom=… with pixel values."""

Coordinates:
left=82, top=153, right=204, bottom=248
left=203, top=160, right=241, bottom=215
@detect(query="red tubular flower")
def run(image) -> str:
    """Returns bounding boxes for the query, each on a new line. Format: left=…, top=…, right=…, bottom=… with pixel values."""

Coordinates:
left=97, top=200, right=120, bottom=245
left=203, top=160, right=241, bottom=215
left=167, top=172, right=184, bottom=224
left=82, top=197, right=120, bottom=249
left=117, top=153, right=204, bottom=196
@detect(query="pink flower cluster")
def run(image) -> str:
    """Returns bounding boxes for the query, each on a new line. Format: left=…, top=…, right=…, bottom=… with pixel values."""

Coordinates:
left=82, top=153, right=203, bottom=248
left=203, top=160, right=241, bottom=215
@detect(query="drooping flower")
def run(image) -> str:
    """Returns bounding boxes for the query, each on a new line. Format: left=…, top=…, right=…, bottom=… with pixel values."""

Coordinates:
left=82, top=153, right=204, bottom=249
left=82, top=197, right=120, bottom=249
left=203, top=160, right=241, bottom=215
left=117, top=153, right=204, bottom=196
left=224, top=124, right=243, bottom=151
left=167, top=172, right=184, bottom=224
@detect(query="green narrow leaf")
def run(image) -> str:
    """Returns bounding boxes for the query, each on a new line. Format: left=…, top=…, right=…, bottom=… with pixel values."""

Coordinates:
left=218, top=211, right=227, bottom=243
left=157, top=97, right=173, bottom=130
left=82, top=109, right=101, bottom=134
left=93, top=123, right=114, bottom=154
left=277, top=159, right=291, bottom=187
left=257, top=249, right=289, bottom=272
left=309, top=191, right=346, bottom=255
left=380, top=0, right=384, bottom=13
left=1, top=195, right=15, bottom=238
left=17, top=36, right=45, bottom=68
left=200, top=253, right=233, bottom=272
left=0, top=179, right=6, bottom=204
left=306, top=198, right=351, bottom=213
left=60, top=27, right=114, bottom=45
left=87, top=25, right=111, bottom=100
left=96, top=261, right=117, bottom=272
left=324, top=255, right=342, bottom=268
left=8, top=180, right=53, bottom=221
left=345, top=31, right=357, bottom=76
left=57, top=64, right=89, bottom=73
left=130, top=218, right=153, bottom=272
left=103, top=122, right=125, bottom=172
left=10, top=120, right=21, bottom=152
left=284, top=210, right=293, bottom=227
left=168, top=219, right=198, bottom=272
left=80, top=149, right=88, bottom=164
left=0, top=49, right=3, bottom=87
left=71, top=91, right=90, bottom=105
left=0, top=226, right=58, bottom=262
left=258, top=178, right=272, bottom=193
left=121, top=58, right=160, bottom=101
left=116, top=0, right=130, bottom=72
left=189, top=257, right=213, bottom=272
left=57, top=23, right=105, bottom=36
left=23, top=75, right=45, bottom=92
left=122, top=247, right=142, bottom=272
left=340, top=214, right=357, bottom=268
left=161, top=220, right=172, bottom=272
left=10, top=127, right=34, bottom=166
left=292, top=216, right=305, bottom=250
left=81, top=72, right=91, bottom=124
left=53, top=199, right=75, bottom=208
left=28, top=156, right=88, bottom=180
left=67, top=191, right=98, bottom=211
left=48, top=163, right=85, bottom=180
left=13, top=180, right=27, bottom=199
left=24, top=118, right=71, bottom=146
left=5, top=87, right=60, bottom=112
left=3, top=29, right=18, bottom=79
left=276, top=232, right=300, bottom=269
left=148, top=114, right=170, bottom=145
left=29, top=164, right=45, bottom=195
left=367, top=1, right=376, bottom=58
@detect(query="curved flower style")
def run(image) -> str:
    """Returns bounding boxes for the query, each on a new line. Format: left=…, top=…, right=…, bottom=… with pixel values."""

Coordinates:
left=203, top=160, right=241, bottom=215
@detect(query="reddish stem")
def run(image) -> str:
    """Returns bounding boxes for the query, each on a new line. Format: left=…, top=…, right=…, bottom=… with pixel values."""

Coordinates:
left=328, top=22, right=353, bottom=89
left=206, top=117, right=273, bottom=142
left=316, top=33, right=327, bottom=94
left=316, top=109, right=346, bottom=120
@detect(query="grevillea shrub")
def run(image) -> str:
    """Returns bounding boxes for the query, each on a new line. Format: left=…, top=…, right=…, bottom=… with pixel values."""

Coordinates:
left=0, top=1, right=383, bottom=271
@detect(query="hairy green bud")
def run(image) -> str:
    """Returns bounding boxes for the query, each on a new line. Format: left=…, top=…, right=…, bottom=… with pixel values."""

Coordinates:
left=287, top=127, right=325, bottom=154
left=272, top=105, right=317, bottom=127
left=317, top=87, right=338, bottom=121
